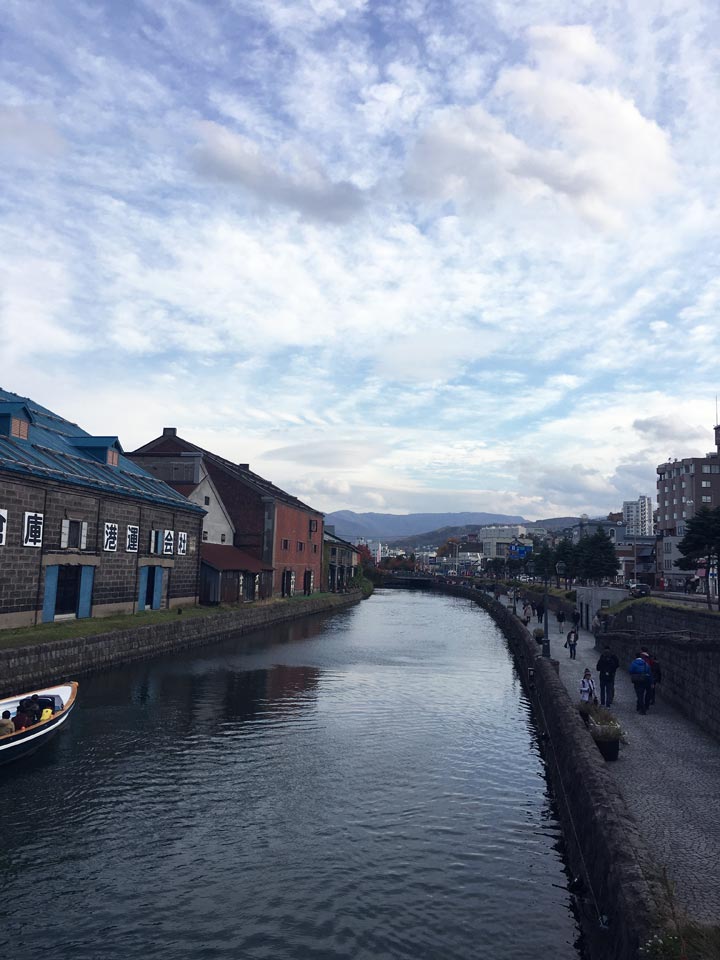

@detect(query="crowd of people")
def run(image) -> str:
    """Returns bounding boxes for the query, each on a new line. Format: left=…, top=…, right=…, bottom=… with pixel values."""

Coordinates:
left=514, top=594, right=663, bottom=718
left=0, top=695, right=55, bottom=736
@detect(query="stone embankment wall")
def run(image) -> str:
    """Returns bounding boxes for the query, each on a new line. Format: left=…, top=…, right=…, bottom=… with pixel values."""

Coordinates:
left=0, top=593, right=361, bottom=697
left=605, top=602, right=720, bottom=742
left=433, top=583, right=670, bottom=960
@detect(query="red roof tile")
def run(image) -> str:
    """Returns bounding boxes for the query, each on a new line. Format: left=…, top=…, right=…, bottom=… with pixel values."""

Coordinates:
left=200, top=544, right=272, bottom=572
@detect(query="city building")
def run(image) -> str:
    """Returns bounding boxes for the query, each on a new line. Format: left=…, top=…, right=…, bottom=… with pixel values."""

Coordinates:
left=656, top=425, right=720, bottom=592
left=0, top=390, right=204, bottom=630
left=130, top=429, right=324, bottom=600
left=323, top=526, right=360, bottom=591
left=622, top=496, right=655, bottom=536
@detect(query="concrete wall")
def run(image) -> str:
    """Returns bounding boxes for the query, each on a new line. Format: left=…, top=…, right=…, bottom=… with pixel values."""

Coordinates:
left=0, top=592, right=361, bottom=697
left=428, top=583, right=671, bottom=960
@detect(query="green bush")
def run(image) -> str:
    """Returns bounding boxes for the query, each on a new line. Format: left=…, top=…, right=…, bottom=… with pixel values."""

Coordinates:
left=358, top=576, right=374, bottom=599
left=565, top=590, right=576, bottom=601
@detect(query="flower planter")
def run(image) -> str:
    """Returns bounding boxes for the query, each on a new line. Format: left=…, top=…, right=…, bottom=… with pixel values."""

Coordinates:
left=594, top=738, right=620, bottom=761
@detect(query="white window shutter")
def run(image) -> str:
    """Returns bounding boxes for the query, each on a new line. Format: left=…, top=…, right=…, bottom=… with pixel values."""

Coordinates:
left=61, top=519, right=70, bottom=548
left=80, top=522, right=88, bottom=549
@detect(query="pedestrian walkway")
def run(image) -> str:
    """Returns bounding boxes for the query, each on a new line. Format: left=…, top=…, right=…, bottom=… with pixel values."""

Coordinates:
left=504, top=598, right=720, bottom=925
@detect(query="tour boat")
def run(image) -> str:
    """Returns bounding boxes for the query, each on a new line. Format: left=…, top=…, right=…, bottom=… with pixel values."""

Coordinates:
left=0, top=682, right=79, bottom=766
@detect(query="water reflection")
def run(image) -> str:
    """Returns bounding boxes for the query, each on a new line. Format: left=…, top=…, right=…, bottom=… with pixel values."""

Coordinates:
left=0, top=591, right=582, bottom=960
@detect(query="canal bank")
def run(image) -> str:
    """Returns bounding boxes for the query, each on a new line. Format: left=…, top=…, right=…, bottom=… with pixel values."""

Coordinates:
left=0, top=591, right=361, bottom=697
left=425, top=582, right=673, bottom=960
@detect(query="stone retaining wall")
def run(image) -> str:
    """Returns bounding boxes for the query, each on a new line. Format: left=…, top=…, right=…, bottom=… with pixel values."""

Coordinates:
left=432, top=583, right=670, bottom=960
left=0, top=593, right=361, bottom=697
left=604, top=601, right=720, bottom=742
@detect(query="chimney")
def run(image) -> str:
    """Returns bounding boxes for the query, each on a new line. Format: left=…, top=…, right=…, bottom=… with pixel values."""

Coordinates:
left=163, top=427, right=177, bottom=437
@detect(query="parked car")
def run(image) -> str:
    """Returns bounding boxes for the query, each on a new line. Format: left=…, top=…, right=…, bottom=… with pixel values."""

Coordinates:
left=630, top=583, right=651, bottom=598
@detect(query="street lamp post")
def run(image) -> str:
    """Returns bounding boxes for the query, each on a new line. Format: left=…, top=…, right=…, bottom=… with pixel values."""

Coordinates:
left=542, top=561, right=567, bottom=658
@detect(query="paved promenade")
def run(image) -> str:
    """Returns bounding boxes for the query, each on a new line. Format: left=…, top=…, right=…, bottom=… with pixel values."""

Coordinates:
left=521, top=606, right=720, bottom=926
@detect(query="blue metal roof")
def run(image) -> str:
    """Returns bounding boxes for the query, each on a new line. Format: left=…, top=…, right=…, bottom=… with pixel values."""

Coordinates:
left=0, top=388, right=204, bottom=514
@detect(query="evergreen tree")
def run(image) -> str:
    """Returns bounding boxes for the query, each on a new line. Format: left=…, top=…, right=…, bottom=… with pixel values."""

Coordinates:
left=554, top=537, right=575, bottom=584
left=574, top=527, right=618, bottom=584
left=676, top=506, right=720, bottom=611
left=534, top=543, right=555, bottom=583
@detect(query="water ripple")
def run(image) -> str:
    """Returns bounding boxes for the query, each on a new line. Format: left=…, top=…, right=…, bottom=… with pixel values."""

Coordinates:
left=0, top=590, right=581, bottom=960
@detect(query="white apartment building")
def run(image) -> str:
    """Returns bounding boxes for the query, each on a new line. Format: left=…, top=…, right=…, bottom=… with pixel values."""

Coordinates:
left=622, top=496, right=654, bottom=536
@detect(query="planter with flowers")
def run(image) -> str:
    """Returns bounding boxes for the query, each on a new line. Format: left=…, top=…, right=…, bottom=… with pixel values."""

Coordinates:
left=587, top=706, right=625, bottom=761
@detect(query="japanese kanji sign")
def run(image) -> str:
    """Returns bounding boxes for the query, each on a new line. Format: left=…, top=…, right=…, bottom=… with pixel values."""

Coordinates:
left=177, top=531, right=187, bottom=555
left=104, top=522, right=119, bottom=552
left=126, top=525, right=139, bottom=552
left=23, top=511, right=43, bottom=547
left=163, top=530, right=174, bottom=555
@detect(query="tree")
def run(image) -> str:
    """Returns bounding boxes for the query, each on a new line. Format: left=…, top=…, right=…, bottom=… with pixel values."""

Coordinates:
left=574, top=527, right=618, bottom=584
left=534, top=543, right=556, bottom=583
left=554, top=537, right=576, bottom=585
left=676, top=506, right=720, bottom=611
left=355, top=543, right=374, bottom=569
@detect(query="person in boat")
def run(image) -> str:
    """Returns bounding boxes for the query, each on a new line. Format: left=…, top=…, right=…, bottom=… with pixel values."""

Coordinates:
left=0, top=710, right=14, bottom=736
left=27, top=695, right=43, bottom=723
left=13, top=706, right=32, bottom=730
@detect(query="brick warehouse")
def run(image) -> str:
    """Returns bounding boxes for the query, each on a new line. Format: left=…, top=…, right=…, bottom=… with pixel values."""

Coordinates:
left=129, top=428, right=324, bottom=600
left=0, top=390, right=205, bottom=630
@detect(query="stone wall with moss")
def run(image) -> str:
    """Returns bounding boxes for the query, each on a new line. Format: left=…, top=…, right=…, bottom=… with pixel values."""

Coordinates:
left=0, top=592, right=361, bottom=697
left=603, top=601, right=720, bottom=742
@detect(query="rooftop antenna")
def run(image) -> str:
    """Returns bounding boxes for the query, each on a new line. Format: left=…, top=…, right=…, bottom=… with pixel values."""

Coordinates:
left=716, top=394, right=718, bottom=427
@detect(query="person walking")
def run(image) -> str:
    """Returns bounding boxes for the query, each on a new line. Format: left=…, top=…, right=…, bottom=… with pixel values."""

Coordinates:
left=536, top=603, right=544, bottom=624
left=572, top=609, right=581, bottom=629
left=578, top=669, right=596, bottom=727
left=641, top=650, right=662, bottom=707
left=565, top=628, right=578, bottom=659
left=556, top=609, right=566, bottom=633
left=629, top=652, right=653, bottom=714
left=580, top=669, right=596, bottom=705
left=596, top=646, right=620, bottom=707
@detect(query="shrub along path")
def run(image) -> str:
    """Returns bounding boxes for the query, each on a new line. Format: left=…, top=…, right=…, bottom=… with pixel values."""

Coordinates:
left=508, top=599, right=720, bottom=929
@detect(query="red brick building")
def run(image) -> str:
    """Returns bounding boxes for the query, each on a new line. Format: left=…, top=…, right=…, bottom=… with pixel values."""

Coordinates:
left=130, top=429, right=324, bottom=600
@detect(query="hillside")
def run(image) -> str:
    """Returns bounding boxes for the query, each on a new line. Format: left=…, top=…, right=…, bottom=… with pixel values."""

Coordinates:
left=324, top=511, right=582, bottom=547
left=324, top=510, right=526, bottom=541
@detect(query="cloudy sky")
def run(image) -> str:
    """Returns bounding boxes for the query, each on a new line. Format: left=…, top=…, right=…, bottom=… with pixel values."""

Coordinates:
left=2, top=0, right=720, bottom=520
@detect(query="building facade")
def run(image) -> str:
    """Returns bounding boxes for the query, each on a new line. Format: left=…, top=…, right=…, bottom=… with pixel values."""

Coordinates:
left=130, top=428, right=324, bottom=600
left=656, top=425, right=720, bottom=592
left=622, top=496, right=654, bottom=536
left=323, top=526, right=360, bottom=591
left=0, top=391, right=204, bottom=630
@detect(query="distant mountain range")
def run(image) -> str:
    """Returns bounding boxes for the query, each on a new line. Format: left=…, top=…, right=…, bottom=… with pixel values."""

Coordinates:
left=324, top=510, right=581, bottom=545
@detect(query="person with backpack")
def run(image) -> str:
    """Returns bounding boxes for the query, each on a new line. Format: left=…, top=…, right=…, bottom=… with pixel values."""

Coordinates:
left=596, top=646, right=620, bottom=707
left=642, top=651, right=662, bottom=706
left=629, top=652, right=653, bottom=714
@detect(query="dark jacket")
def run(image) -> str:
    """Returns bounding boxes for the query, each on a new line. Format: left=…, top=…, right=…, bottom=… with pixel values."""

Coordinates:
left=596, top=652, right=619, bottom=679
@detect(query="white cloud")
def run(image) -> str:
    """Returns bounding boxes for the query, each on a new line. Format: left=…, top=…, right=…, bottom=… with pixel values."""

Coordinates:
left=193, top=121, right=366, bottom=222
left=4, top=3, right=720, bottom=519
left=0, top=105, right=65, bottom=155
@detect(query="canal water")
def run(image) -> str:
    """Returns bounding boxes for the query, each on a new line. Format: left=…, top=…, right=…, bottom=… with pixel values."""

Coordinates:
left=0, top=590, right=582, bottom=959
